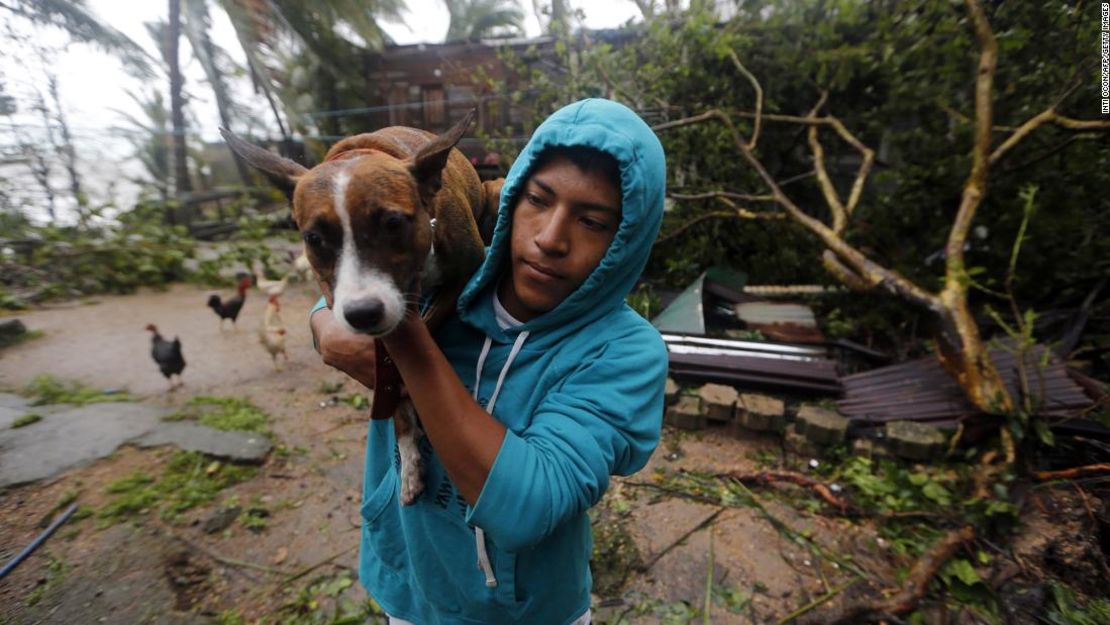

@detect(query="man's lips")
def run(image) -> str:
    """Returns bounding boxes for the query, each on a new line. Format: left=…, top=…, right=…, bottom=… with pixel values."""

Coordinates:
left=522, top=259, right=565, bottom=280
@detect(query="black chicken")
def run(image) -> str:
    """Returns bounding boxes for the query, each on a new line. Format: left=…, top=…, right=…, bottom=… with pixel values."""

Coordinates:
left=207, top=276, right=251, bottom=330
left=145, top=324, right=185, bottom=390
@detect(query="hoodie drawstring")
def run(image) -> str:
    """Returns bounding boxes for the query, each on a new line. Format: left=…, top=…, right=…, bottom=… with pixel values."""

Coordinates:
left=471, top=330, right=529, bottom=588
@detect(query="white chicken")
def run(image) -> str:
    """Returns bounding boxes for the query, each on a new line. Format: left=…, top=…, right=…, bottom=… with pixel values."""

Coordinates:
left=292, top=252, right=315, bottom=282
left=254, top=270, right=290, bottom=297
left=259, top=295, right=288, bottom=370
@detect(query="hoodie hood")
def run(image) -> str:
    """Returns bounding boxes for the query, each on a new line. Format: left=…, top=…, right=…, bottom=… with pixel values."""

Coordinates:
left=458, top=98, right=666, bottom=345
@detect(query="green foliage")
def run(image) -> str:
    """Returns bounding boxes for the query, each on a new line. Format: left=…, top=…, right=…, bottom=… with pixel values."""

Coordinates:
left=165, top=395, right=270, bottom=434
left=11, top=413, right=42, bottom=428
left=1, top=199, right=195, bottom=308
left=0, top=328, right=43, bottom=349
left=626, top=283, right=662, bottom=320
left=1045, top=582, right=1110, bottom=625
left=480, top=0, right=1108, bottom=359
left=189, top=212, right=294, bottom=287
left=24, top=375, right=132, bottom=406
left=272, top=570, right=386, bottom=625
left=839, top=457, right=1016, bottom=527
left=23, top=554, right=68, bottom=607
left=590, top=486, right=643, bottom=597
left=215, top=611, right=245, bottom=625
left=97, top=450, right=257, bottom=526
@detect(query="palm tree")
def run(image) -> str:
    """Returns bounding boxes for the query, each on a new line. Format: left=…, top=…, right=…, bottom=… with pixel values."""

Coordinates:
left=0, top=0, right=154, bottom=76
left=214, top=0, right=406, bottom=142
left=181, top=0, right=253, bottom=186
left=530, top=0, right=570, bottom=35
left=111, top=90, right=173, bottom=201
left=167, top=0, right=193, bottom=202
left=445, top=0, right=524, bottom=42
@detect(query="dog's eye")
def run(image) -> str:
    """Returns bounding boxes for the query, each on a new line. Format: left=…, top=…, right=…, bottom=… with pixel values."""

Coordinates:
left=302, top=231, right=324, bottom=248
left=381, top=212, right=408, bottom=232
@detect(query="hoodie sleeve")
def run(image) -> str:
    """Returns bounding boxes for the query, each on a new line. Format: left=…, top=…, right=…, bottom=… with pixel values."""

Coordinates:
left=465, top=324, right=668, bottom=553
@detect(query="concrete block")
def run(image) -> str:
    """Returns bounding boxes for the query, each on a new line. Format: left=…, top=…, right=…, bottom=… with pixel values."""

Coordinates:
left=885, top=420, right=946, bottom=461
left=852, top=437, right=892, bottom=460
left=698, top=383, right=737, bottom=422
left=784, top=425, right=820, bottom=457
left=796, top=404, right=848, bottom=446
left=664, top=378, right=680, bottom=405
left=735, top=393, right=786, bottom=432
left=665, top=395, right=706, bottom=430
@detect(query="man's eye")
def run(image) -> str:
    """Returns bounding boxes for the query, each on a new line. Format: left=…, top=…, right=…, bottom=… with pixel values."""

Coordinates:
left=526, top=193, right=545, bottom=206
left=581, top=218, right=609, bottom=231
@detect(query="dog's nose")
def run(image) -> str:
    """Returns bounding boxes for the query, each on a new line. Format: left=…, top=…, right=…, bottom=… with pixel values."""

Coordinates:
left=344, top=298, right=385, bottom=332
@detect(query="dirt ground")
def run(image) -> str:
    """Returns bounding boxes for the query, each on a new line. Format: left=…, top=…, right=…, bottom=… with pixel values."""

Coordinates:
left=1, top=281, right=1097, bottom=625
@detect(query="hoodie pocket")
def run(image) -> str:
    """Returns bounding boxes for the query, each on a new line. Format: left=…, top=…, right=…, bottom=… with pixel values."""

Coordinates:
left=360, top=469, right=406, bottom=572
left=488, top=536, right=522, bottom=607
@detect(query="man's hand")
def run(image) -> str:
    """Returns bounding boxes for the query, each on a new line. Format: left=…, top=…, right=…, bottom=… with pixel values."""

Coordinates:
left=311, top=307, right=377, bottom=389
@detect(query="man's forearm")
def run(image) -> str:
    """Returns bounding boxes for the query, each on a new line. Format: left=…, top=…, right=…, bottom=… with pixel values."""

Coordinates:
left=381, top=317, right=506, bottom=505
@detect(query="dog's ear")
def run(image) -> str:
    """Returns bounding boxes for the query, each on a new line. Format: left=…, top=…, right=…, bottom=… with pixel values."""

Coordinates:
left=220, top=127, right=307, bottom=199
left=409, top=109, right=476, bottom=202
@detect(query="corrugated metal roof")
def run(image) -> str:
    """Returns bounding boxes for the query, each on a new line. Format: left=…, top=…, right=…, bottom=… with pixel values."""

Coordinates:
left=663, top=334, right=841, bottom=394
left=838, top=343, right=1093, bottom=427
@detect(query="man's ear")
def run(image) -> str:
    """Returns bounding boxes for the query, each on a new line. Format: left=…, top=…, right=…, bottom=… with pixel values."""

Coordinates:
left=409, top=109, right=476, bottom=202
left=220, top=127, right=308, bottom=199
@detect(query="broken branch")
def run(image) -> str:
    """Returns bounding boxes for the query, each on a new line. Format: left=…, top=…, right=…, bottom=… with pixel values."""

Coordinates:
left=717, top=470, right=851, bottom=513
left=1033, top=463, right=1110, bottom=481
left=809, top=526, right=975, bottom=625
left=727, top=49, right=763, bottom=150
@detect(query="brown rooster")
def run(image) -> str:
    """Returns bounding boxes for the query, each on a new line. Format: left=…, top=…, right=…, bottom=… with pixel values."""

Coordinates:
left=207, top=277, right=251, bottom=330
left=145, top=324, right=185, bottom=390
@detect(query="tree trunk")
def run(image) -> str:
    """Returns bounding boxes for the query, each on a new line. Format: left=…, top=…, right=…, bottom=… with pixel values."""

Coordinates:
left=168, top=0, right=192, bottom=203
left=46, top=73, right=87, bottom=222
left=184, top=0, right=253, bottom=187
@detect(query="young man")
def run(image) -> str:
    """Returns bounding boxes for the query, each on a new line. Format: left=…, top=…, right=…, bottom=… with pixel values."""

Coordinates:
left=311, top=98, right=667, bottom=624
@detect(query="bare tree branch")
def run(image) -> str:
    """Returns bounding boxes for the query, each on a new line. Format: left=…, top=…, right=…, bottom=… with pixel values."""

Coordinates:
left=727, top=50, right=763, bottom=150
left=657, top=199, right=784, bottom=245
left=653, top=109, right=940, bottom=310
left=669, top=190, right=776, bottom=202
left=806, top=91, right=848, bottom=233
left=990, top=111, right=1110, bottom=166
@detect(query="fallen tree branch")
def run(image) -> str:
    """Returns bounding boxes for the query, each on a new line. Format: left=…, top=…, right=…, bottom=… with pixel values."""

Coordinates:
left=805, top=525, right=975, bottom=625
left=283, top=544, right=357, bottom=584
left=171, top=533, right=287, bottom=575
left=639, top=507, right=725, bottom=572
left=1034, top=463, right=1110, bottom=482
left=717, top=470, right=850, bottom=513
left=668, top=190, right=776, bottom=203
left=777, top=578, right=860, bottom=625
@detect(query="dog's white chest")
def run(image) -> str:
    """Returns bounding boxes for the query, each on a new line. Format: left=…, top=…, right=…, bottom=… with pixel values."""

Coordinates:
left=422, top=242, right=444, bottom=291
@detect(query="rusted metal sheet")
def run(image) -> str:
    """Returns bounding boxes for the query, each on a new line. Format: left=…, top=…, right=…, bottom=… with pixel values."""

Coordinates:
left=838, top=343, right=1094, bottom=428
left=733, top=301, right=826, bottom=343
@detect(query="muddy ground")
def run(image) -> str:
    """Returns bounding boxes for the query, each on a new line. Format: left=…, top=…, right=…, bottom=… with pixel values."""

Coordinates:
left=0, top=282, right=1100, bottom=625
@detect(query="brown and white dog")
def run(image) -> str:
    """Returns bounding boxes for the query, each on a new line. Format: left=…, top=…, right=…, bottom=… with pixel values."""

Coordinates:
left=222, top=112, right=502, bottom=503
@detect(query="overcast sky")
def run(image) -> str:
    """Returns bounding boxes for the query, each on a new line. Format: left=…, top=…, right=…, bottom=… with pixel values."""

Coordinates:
left=0, top=0, right=642, bottom=220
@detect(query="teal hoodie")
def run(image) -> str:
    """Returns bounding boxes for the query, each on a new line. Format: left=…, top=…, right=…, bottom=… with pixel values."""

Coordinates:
left=357, top=98, right=668, bottom=624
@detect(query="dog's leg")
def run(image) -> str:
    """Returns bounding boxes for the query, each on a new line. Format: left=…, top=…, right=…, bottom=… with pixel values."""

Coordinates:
left=395, top=399, right=425, bottom=505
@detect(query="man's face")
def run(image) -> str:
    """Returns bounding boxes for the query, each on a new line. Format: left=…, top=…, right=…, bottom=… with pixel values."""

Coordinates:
left=497, top=155, right=622, bottom=322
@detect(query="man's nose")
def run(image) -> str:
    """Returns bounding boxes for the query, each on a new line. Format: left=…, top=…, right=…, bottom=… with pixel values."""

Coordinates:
left=534, top=207, right=570, bottom=255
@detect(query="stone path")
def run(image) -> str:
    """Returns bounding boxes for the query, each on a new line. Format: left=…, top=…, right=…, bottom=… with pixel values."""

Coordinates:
left=0, top=393, right=271, bottom=488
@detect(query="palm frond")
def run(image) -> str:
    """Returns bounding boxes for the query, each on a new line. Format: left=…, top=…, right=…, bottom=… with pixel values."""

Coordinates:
left=1, top=0, right=156, bottom=77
